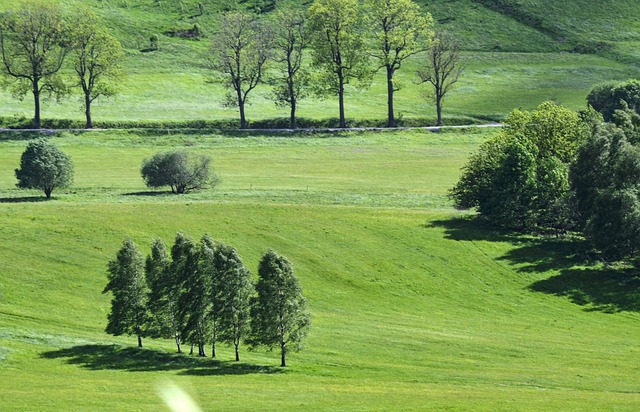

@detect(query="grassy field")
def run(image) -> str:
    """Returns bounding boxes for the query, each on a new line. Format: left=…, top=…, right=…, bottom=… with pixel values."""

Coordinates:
left=1, top=130, right=640, bottom=410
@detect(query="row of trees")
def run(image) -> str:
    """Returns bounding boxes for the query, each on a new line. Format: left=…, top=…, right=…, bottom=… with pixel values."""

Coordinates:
left=13, top=139, right=219, bottom=199
left=451, top=95, right=640, bottom=263
left=0, top=1, right=123, bottom=129
left=213, top=0, right=461, bottom=129
left=0, top=0, right=462, bottom=130
left=104, top=235, right=311, bottom=367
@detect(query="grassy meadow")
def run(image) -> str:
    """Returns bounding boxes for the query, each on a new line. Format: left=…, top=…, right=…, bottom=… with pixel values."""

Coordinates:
left=1, top=130, right=640, bottom=410
left=1, top=0, right=640, bottom=410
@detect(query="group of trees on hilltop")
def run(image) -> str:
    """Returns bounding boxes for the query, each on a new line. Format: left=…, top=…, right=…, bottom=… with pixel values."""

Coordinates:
left=104, top=235, right=311, bottom=367
left=0, top=1, right=123, bottom=129
left=0, top=0, right=463, bottom=130
left=451, top=94, right=640, bottom=264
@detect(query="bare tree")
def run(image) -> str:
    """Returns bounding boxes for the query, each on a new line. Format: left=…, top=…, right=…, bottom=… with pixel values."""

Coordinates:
left=209, top=12, right=271, bottom=129
left=271, top=7, right=309, bottom=129
left=417, top=31, right=463, bottom=126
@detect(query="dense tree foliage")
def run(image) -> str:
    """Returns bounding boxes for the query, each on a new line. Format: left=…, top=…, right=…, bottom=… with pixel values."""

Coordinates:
left=0, top=0, right=69, bottom=129
left=587, top=79, right=640, bottom=122
left=365, top=0, right=433, bottom=127
left=104, top=238, right=148, bottom=348
left=249, top=250, right=311, bottom=367
left=451, top=101, right=589, bottom=232
left=141, top=150, right=217, bottom=194
left=15, top=139, right=74, bottom=199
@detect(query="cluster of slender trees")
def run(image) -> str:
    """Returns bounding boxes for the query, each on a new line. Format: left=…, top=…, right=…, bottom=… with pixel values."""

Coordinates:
left=104, top=234, right=311, bottom=367
left=0, top=0, right=462, bottom=130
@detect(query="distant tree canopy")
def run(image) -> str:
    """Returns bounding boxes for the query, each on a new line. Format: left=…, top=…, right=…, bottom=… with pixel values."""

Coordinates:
left=15, top=139, right=74, bottom=199
left=451, top=101, right=590, bottom=232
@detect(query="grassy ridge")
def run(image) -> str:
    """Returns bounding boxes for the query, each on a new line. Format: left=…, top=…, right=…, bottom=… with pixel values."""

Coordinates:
left=1, top=130, right=640, bottom=410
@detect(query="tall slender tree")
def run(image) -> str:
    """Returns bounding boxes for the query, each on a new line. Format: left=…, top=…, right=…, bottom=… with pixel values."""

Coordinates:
left=216, top=244, right=253, bottom=362
left=209, top=12, right=271, bottom=129
left=249, top=250, right=310, bottom=367
left=417, top=30, right=463, bottom=126
left=199, top=234, right=222, bottom=357
left=145, top=238, right=183, bottom=353
left=308, top=0, right=370, bottom=128
left=104, top=238, right=148, bottom=348
left=270, top=7, right=309, bottom=129
left=0, top=0, right=69, bottom=129
left=67, top=5, right=124, bottom=129
left=365, top=0, right=433, bottom=127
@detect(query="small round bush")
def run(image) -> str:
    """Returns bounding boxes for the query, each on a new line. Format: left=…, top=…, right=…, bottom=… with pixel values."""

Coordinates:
left=15, top=139, right=74, bottom=199
left=141, top=150, right=218, bottom=194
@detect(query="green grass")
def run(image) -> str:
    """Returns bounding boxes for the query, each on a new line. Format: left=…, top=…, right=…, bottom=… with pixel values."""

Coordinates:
left=1, top=130, right=640, bottom=410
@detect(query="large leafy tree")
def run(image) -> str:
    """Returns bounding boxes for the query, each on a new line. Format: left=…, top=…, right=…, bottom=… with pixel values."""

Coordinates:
left=209, top=12, right=271, bottom=129
left=67, top=5, right=124, bottom=129
left=0, top=0, right=69, bottom=129
left=198, top=234, right=222, bottom=357
left=364, top=0, right=433, bottom=127
left=308, top=0, right=370, bottom=128
left=15, top=138, right=74, bottom=199
left=451, top=101, right=589, bottom=232
left=270, top=7, right=309, bottom=130
left=141, top=150, right=217, bottom=194
left=249, top=250, right=310, bottom=367
left=104, top=238, right=148, bottom=348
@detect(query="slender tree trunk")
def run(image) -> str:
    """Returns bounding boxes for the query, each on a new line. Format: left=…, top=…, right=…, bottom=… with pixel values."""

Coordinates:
left=85, top=92, right=93, bottom=129
left=33, top=81, right=41, bottom=129
left=198, top=344, right=205, bottom=357
left=338, top=71, right=346, bottom=129
left=436, top=93, right=443, bottom=126
left=44, top=187, right=52, bottom=199
left=190, top=343, right=194, bottom=355
left=235, top=343, right=240, bottom=362
left=386, top=66, right=396, bottom=128
left=280, top=340, right=286, bottom=367
left=175, top=334, right=182, bottom=354
left=288, top=60, right=297, bottom=129
left=237, top=87, right=247, bottom=129
left=211, top=321, right=217, bottom=358
left=137, top=326, right=143, bottom=348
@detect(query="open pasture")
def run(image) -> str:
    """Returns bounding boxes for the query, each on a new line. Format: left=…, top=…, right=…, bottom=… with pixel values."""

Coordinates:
left=1, top=130, right=639, bottom=410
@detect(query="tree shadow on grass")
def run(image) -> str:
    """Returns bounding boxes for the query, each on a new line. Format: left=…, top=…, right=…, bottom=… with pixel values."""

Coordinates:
left=429, top=216, right=640, bottom=313
left=122, top=191, right=172, bottom=197
left=0, top=196, right=49, bottom=203
left=41, top=344, right=283, bottom=376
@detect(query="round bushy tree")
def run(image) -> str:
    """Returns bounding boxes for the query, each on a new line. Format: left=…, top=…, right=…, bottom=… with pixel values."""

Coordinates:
left=15, top=139, right=74, bottom=199
left=141, top=150, right=218, bottom=194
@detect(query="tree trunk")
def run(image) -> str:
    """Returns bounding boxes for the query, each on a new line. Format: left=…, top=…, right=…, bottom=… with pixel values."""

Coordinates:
left=190, top=343, right=194, bottom=355
left=235, top=343, right=240, bottom=362
left=436, top=93, right=443, bottom=126
left=85, top=92, right=93, bottom=129
left=237, top=88, right=247, bottom=129
left=338, top=71, right=346, bottom=129
left=137, top=332, right=143, bottom=348
left=198, top=344, right=206, bottom=357
left=33, top=81, right=41, bottom=129
left=280, top=339, right=286, bottom=367
left=175, top=334, right=182, bottom=354
left=386, top=66, right=396, bottom=128
left=288, top=76, right=297, bottom=129
left=211, top=323, right=217, bottom=358
left=44, top=187, right=52, bottom=199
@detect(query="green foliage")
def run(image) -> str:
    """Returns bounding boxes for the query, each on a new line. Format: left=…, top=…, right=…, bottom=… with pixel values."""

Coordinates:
left=308, top=0, right=371, bottom=128
left=249, top=249, right=310, bottom=367
left=587, top=79, right=640, bottom=122
left=451, top=101, right=587, bottom=231
left=103, top=238, right=148, bottom=347
left=209, top=11, right=271, bottom=129
left=140, top=150, right=216, bottom=194
left=0, top=0, right=69, bottom=128
left=571, top=116, right=640, bottom=261
left=67, top=4, right=125, bottom=128
left=14, top=138, right=74, bottom=199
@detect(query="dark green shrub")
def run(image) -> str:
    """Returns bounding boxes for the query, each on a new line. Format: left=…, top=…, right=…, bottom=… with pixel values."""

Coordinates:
left=15, top=138, right=74, bottom=199
left=141, top=150, right=218, bottom=194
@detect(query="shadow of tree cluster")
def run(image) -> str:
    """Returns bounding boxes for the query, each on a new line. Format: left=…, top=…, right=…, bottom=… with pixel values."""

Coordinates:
left=41, top=344, right=283, bottom=376
left=429, top=217, right=640, bottom=313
